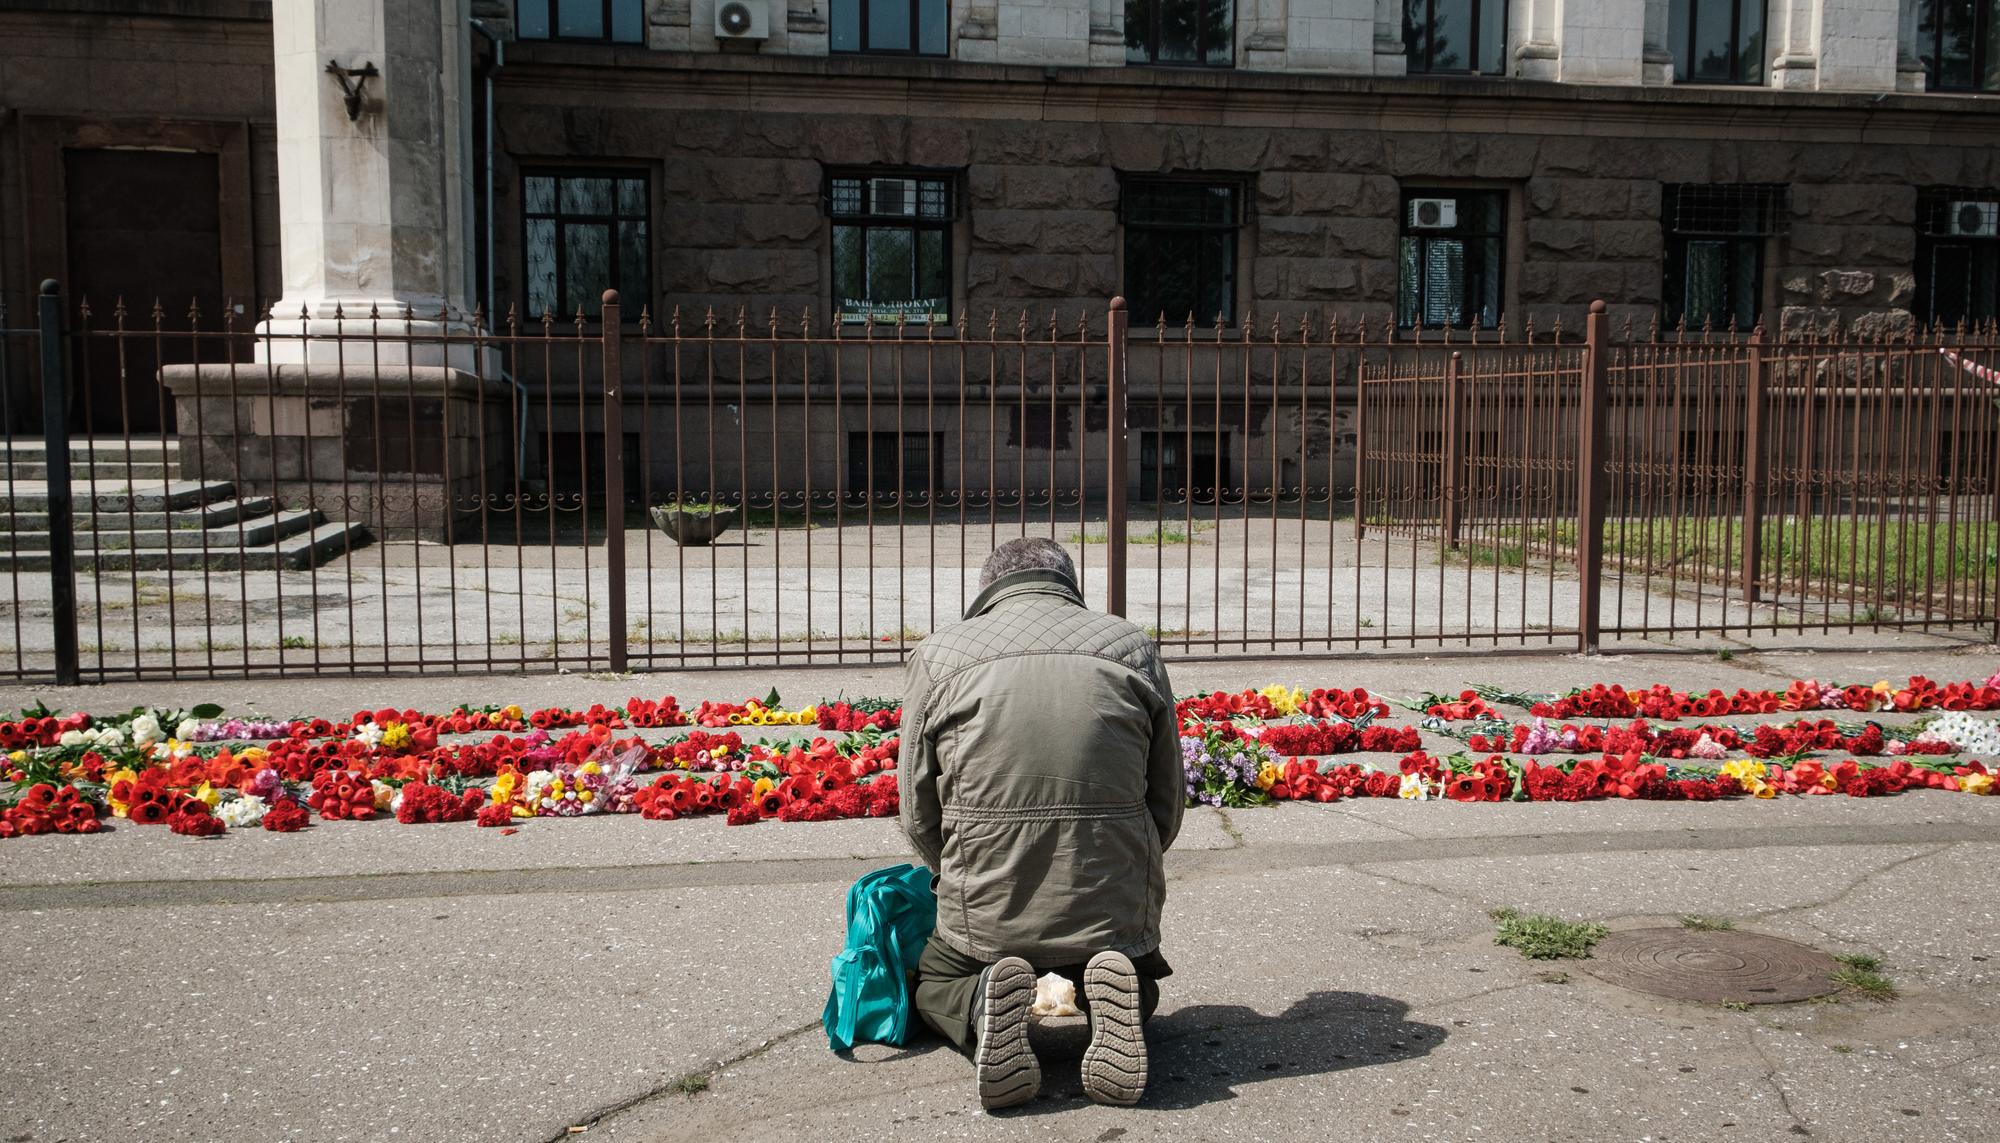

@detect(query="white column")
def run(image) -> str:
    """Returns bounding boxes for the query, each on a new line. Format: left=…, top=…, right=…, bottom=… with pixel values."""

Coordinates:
left=267, top=0, right=482, bottom=363
left=1641, top=0, right=1674, bottom=83
left=1896, top=0, right=1927, bottom=89
left=1374, top=0, right=1409, bottom=73
left=1245, top=0, right=1290, bottom=66
left=1815, top=0, right=1901, bottom=89
left=1769, top=0, right=1822, bottom=88
left=1515, top=0, right=1561, bottom=79
left=1554, top=0, right=1647, bottom=83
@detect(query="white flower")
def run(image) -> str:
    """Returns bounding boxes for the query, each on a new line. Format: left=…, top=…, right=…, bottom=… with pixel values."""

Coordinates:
left=353, top=722, right=385, bottom=747
left=215, top=795, right=268, bottom=828
left=175, top=718, right=200, bottom=742
left=1398, top=772, right=1430, bottom=801
left=95, top=727, right=126, bottom=749
left=1926, top=711, right=2000, bottom=755
left=164, top=739, right=193, bottom=759
left=58, top=730, right=86, bottom=748
left=130, top=714, right=164, bottom=748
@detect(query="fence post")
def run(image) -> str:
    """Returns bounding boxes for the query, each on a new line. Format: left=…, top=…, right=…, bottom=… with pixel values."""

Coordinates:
left=1442, top=351, right=1464, bottom=549
left=37, top=280, right=80, bottom=686
left=1105, top=296, right=1130, bottom=618
left=1576, top=301, right=1609, bottom=654
left=1353, top=365, right=1367, bottom=541
left=601, top=290, right=627, bottom=673
left=1740, top=325, right=1766, bottom=605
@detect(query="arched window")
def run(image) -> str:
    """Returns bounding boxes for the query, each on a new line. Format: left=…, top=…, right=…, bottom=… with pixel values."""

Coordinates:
left=1669, top=0, right=1767, bottom=84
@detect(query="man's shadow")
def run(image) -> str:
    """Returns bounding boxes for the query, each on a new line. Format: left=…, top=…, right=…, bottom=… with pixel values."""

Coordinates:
left=1134, top=991, right=1444, bottom=1110
left=861, top=991, right=1442, bottom=1112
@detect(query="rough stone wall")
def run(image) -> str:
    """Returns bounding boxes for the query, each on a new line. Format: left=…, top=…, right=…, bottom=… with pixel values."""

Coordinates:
left=490, top=84, right=2000, bottom=337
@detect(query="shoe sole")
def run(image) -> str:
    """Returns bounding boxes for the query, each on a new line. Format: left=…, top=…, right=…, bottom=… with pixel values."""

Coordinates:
left=1081, top=951, right=1147, bottom=1106
left=976, top=956, right=1041, bottom=1110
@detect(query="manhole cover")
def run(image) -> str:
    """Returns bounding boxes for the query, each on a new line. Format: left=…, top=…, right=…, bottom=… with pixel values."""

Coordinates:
left=1582, top=928, right=1839, bottom=1004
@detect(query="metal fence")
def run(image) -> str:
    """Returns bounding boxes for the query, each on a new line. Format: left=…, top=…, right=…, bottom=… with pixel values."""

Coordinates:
left=2, top=284, right=1996, bottom=683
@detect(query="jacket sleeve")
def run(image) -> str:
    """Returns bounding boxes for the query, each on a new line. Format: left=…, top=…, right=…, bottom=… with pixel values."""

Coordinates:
left=897, top=650, right=945, bottom=873
left=1144, top=654, right=1185, bottom=852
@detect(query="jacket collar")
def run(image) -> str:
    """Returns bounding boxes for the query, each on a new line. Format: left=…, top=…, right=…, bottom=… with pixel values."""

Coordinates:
left=964, top=569, right=1085, bottom=619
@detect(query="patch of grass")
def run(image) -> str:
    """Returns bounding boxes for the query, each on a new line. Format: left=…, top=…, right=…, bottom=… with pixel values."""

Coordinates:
left=1490, top=908, right=1608, bottom=960
left=1721, top=1000, right=1752, bottom=1012
left=1715, top=647, right=1735, bottom=662
left=1831, top=953, right=1897, bottom=1001
left=670, top=1071, right=710, bottom=1097
left=1358, top=616, right=1375, bottom=628
left=1681, top=915, right=1737, bottom=932
left=1144, top=625, right=1205, bottom=641
left=1446, top=542, right=1528, bottom=569
left=1537, top=970, right=1571, bottom=984
left=491, top=632, right=522, bottom=646
left=1069, top=524, right=1202, bottom=546
left=1831, top=1044, right=1854, bottom=1054
left=277, top=634, right=312, bottom=650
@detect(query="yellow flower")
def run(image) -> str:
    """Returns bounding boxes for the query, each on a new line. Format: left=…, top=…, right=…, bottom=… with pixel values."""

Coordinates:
left=1872, top=680, right=1894, bottom=696
left=193, top=781, right=222, bottom=808
left=1398, top=772, right=1430, bottom=801
left=578, top=790, right=594, bottom=803
left=581, top=761, right=602, bottom=776
left=106, top=767, right=138, bottom=817
left=798, top=706, right=818, bottom=723
left=1963, top=772, right=1996, bottom=796
left=379, top=722, right=413, bottom=751
left=491, top=772, right=518, bottom=804
left=6, top=750, right=25, bottom=764
left=503, top=705, right=524, bottom=720
left=727, top=713, right=748, bottom=726
left=1720, top=760, right=1769, bottom=785
left=1259, top=685, right=1305, bottom=716
left=241, top=746, right=267, bottom=765
left=751, top=777, right=775, bottom=798
left=1255, top=762, right=1280, bottom=791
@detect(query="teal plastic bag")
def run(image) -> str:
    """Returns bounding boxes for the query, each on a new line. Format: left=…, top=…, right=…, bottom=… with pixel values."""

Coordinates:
left=823, top=863, right=938, bottom=1051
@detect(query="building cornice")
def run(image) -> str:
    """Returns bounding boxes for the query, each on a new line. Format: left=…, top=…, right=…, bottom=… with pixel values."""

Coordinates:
left=498, top=45, right=2000, bottom=143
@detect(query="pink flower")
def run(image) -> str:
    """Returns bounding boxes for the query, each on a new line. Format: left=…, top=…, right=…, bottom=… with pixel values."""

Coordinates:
left=1688, top=734, right=1727, bottom=761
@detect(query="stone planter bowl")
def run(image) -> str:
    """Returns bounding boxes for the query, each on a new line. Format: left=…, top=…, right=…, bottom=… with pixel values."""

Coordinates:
left=649, top=505, right=737, bottom=546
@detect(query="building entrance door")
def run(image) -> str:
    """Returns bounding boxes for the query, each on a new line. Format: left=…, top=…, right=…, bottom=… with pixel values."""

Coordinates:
left=63, top=148, right=226, bottom=435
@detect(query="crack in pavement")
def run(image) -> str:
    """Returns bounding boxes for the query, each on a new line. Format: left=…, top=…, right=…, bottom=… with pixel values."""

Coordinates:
left=9, top=821, right=1995, bottom=912
left=1745, top=844, right=1957, bottom=924
left=543, top=1019, right=823, bottom=1143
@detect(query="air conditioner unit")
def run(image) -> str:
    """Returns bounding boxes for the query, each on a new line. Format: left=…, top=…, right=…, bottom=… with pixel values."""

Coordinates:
left=1408, top=198, right=1457, bottom=229
left=715, top=0, right=769, bottom=40
left=869, top=177, right=919, bottom=216
left=1946, top=200, right=1999, bottom=238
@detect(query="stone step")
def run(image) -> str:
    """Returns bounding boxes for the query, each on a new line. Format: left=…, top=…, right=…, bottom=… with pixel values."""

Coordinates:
left=0, top=496, right=278, bottom=533
left=0, top=479, right=233, bottom=514
left=0, top=439, right=178, bottom=465
left=0, top=520, right=369, bottom=572
left=4, top=460, right=174, bottom=480
left=0, top=508, right=321, bottom=553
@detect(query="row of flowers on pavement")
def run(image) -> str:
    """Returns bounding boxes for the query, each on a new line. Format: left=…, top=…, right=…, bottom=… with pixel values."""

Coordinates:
left=4, top=673, right=1999, bottom=839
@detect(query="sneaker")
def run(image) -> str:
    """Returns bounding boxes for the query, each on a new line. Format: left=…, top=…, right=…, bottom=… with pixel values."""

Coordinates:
left=1080, top=951, right=1147, bottom=1106
left=974, top=956, right=1040, bottom=1110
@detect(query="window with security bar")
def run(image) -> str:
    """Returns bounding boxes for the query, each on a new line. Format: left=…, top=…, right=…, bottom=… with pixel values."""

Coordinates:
left=1404, top=0, right=1506, bottom=74
left=1917, top=0, right=2000, bottom=91
left=1397, top=190, right=1505, bottom=330
left=1125, top=0, right=1236, bottom=66
left=827, top=172, right=956, bottom=323
left=522, top=171, right=651, bottom=320
left=831, top=0, right=949, bottom=55
left=1661, top=185, right=1785, bottom=332
left=1669, top=0, right=1767, bottom=84
left=1916, top=189, right=2000, bottom=328
left=515, top=0, right=644, bottom=43
left=1121, top=179, right=1242, bottom=327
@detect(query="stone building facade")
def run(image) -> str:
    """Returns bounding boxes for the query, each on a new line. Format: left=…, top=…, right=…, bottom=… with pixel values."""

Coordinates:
left=2, top=0, right=1997, bottom=507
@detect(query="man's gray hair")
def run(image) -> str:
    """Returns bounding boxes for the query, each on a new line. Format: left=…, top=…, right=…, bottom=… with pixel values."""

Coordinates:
left=978, top=537, right=1077, bottom=591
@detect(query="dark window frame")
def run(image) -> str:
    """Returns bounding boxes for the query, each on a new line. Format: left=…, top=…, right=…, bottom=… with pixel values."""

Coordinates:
left=1118, top=176, right=1246, bottom=329
left=514, top=0, right=645, bottom=44
left=1396, top=188, right=1507, bottom=331
left=823, top=168, right=959, bottom=324
left=520, top=168, right=652, bottom=322
left=830, top=0, right=952, bottom=56
left=1660, top=184, right=1785, bottom=333
left=1917, top=0, right=2000, bottom=92
left=1125, top=0, right=1237, bottom=67
left=1915, top=187, right=2000, bottom=328
left=1403, top=0, right=1507, bottom=75
left=1669, top=0, right=1768, bottom=84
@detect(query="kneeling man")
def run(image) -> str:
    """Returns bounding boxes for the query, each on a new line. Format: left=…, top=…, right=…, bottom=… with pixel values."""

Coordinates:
left=900, top=537, right=1183, bottom=1109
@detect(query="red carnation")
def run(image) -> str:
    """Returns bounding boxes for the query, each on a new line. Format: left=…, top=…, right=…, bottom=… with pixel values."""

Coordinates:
left=262, top=798, right=309, bottom=832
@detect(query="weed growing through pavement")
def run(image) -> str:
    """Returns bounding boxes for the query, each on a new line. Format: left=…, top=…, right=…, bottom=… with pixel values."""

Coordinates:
left=1489, top=908, right=1608, bottom=960
left=672, top=1072, right=710, bottom=1097
left=1830, top=953, right=1897, bottom=1001
left=1721, top=1000, right=1752, bottom=1011
left=1715, top=647, right=1734, bottom=662
left=1680, top=915, right=1736, bottom=931
left=1537, top=970, right=1571, bottom=984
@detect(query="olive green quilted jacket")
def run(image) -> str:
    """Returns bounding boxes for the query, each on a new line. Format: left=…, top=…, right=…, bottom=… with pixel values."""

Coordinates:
left=898, top=569, right=1183, bottom=962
